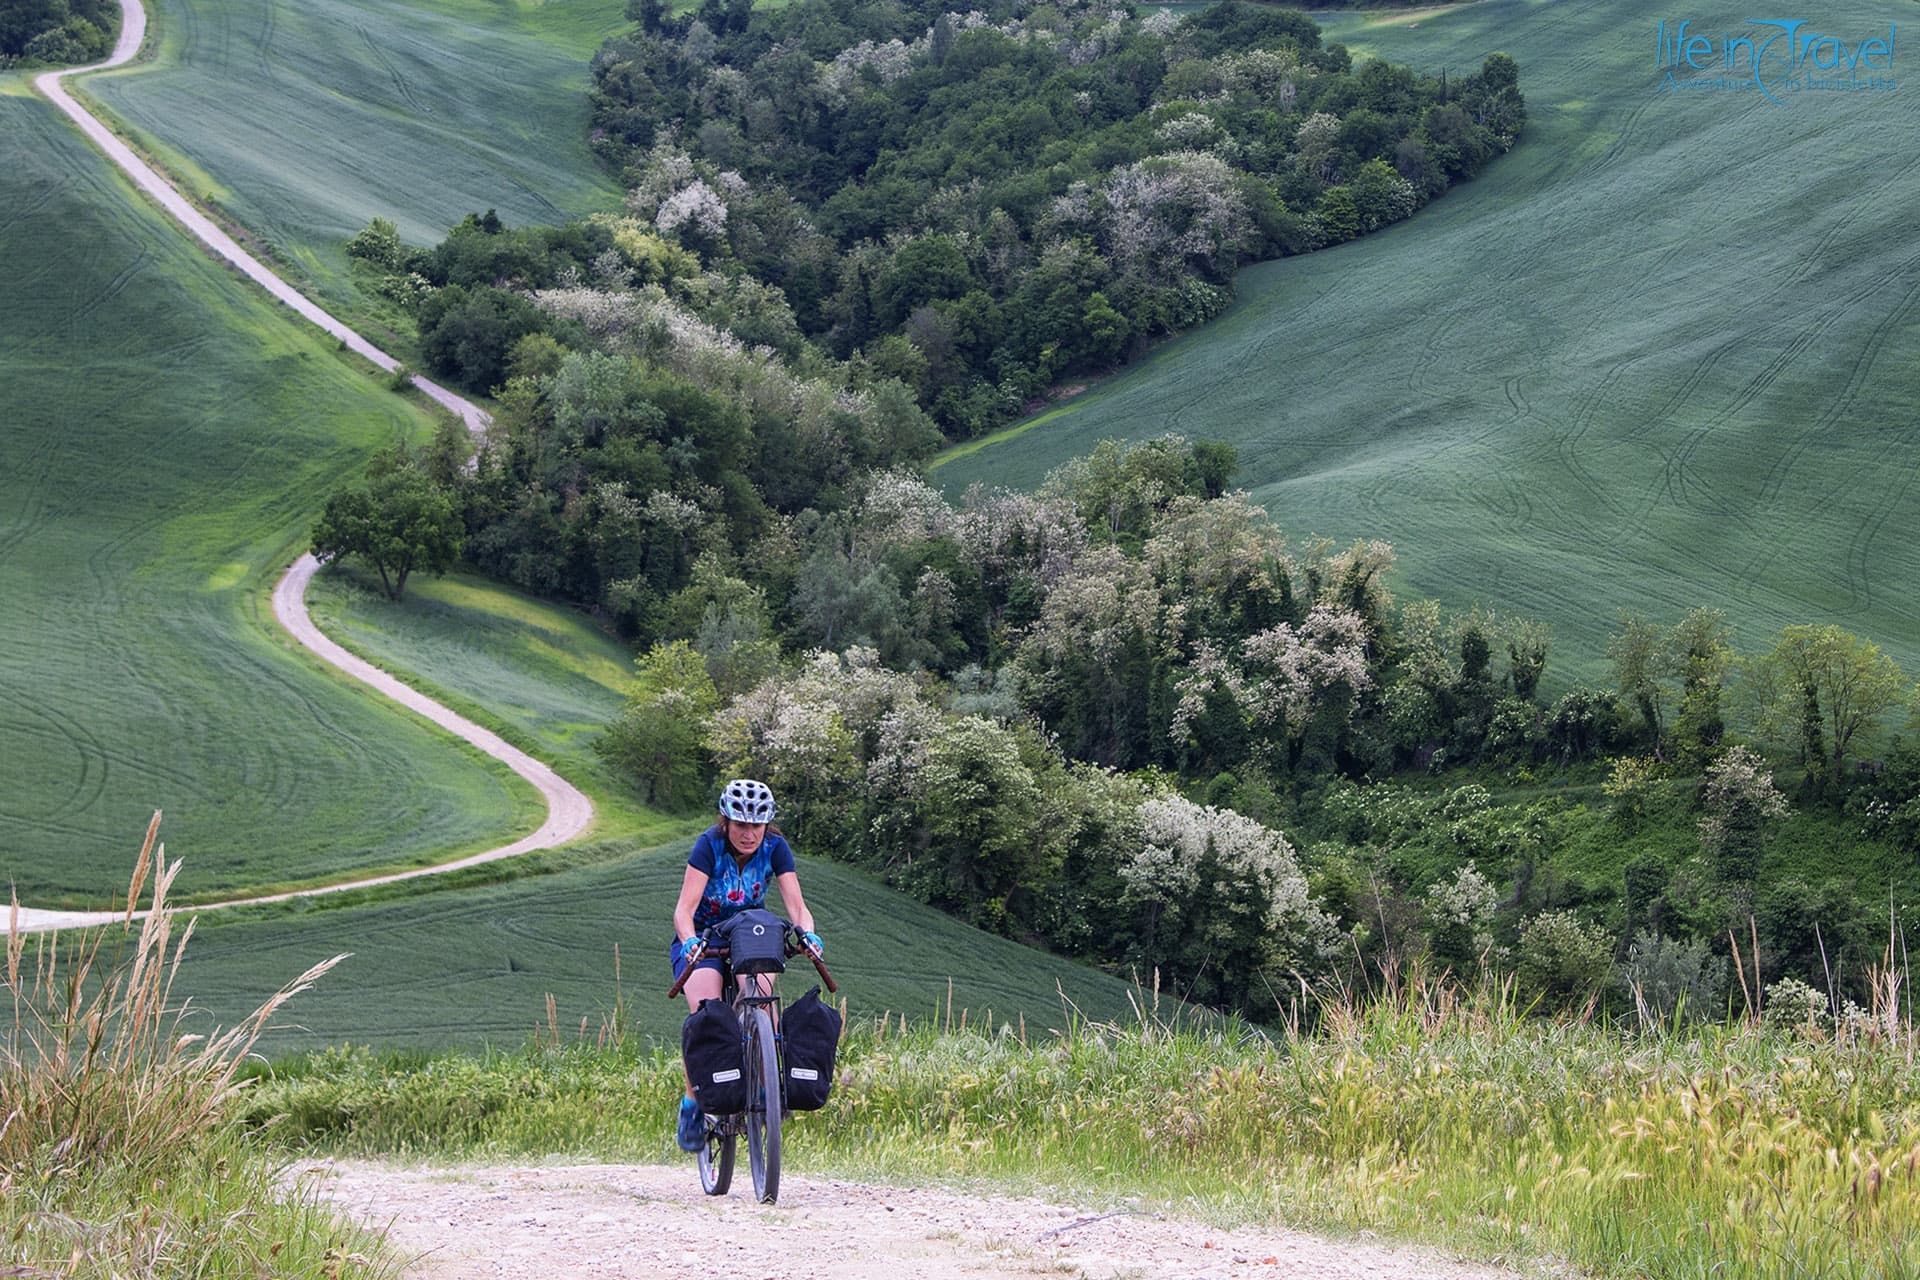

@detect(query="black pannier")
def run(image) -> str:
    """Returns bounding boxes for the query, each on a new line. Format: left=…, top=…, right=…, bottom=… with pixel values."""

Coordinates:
left=782, top=985, right=842, bottom=1111
left=718, top=908, right=788, bottom=975
left=682, top=998, right=746, bottom=1114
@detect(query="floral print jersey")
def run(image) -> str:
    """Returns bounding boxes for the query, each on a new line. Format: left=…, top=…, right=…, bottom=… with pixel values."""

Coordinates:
left=687, top=825, right=796, bottom=933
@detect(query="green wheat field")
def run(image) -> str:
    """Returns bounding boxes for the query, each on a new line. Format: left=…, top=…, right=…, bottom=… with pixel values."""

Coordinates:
left=0, top=88, right=536, bottom=905
left=940, top=0, right=1920, bottom=687
left=81, top=0, right=627, bottom=305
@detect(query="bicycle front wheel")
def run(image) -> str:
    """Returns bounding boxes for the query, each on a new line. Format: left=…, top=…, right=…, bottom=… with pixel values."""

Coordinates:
left=744, top=1004, right=782, bottom=1204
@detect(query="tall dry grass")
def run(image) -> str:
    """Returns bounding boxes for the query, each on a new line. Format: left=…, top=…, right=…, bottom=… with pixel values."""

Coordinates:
left=2, top=813, right=386, bottom=1277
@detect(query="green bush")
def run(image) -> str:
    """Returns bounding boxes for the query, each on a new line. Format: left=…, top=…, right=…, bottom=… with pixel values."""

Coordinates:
left=1514, top=909, right=1614, bottom=1010
left=1619, top=929, right=1725, bottom=1026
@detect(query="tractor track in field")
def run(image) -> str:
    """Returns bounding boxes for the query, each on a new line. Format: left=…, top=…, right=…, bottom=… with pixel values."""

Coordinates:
left=16, top=0, right=593, bottom=935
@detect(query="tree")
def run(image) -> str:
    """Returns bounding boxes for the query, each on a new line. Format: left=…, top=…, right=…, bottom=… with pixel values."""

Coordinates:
left=1123, top=794, right=1333, bottom=1012
left=1669, top=608, right=1732, bottom=768
left=1699, top=745, right=1789, bottom=888
left=904, top=716, right=1050, bottom=932
left=344, top=217, right=405, bottom=271
left=417, top=285, right=550, bottom=392
left=1189, top=440, right=1238, bottom=499
left=1619, top=931, right=1724, bottom=1027
left=1609, top=613, right=1670, bottom=752
left=626, top=0, right=668, bottom=32
left=1514, top=910, right=1613, bottom=1011
left=790, top=544, right=904, bottom=654
left=1505, top=618, right=1550, bottom=700
left=310, top=456, right=463, bottom=600
left=1751, top=624, right=1905, bottom=789
left=597, top=640, right=719, bottom=807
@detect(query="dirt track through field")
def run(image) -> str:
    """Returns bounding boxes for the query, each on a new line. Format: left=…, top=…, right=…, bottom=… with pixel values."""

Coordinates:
left=15, top=0, right=592, bottom=934
left=303, top=1161, right=1525, bottom=1280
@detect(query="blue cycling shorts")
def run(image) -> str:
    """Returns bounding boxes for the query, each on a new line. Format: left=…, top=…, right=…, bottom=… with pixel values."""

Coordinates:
left=669, top=936, right=725, bottom=984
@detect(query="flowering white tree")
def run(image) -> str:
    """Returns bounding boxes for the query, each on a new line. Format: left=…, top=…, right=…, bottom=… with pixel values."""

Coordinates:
left=1140, top=7, right=1180, bottom=39
left=1155, top=112, right=1229, bottom=154
left=821, top=37, right=915, bottom=96
left=1017, top=545, right=1155, bottom=669
left=625, top=145, right=700, bottom=221
left=1123, top=794, right=1334, bottom=1003
left=954, top=484, right=1088, bottom=587
left=1143, top=492, right=1295, bottom=639
left=1423, top=860, right=1500, bottom=975
left=533, top=288, right=643, bottom=345
left=1101, top=151, right=1253, bottom=284
left=1217, top=47, right=1298, bottom=96
left=851, top=470, right=958, bottom=556
left=1239, top=605, right=1375, bottom=730
left=707, top=649, right=925, bottom=850
left=1295, top=111, right=1342, bottom=183
left=1170, top=605, right=1373, bottom=766
left=1699, top=745, right=1789, bottom=885
left=655, top=178, right=730, bottom=240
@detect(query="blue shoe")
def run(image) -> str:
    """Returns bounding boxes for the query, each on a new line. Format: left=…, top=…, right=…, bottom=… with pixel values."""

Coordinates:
left=676, top=1096, right=705, bottom=1153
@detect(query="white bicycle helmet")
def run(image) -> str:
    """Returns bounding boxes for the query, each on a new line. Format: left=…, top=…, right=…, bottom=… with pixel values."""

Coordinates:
left=718, top=778, right=777, bottom=823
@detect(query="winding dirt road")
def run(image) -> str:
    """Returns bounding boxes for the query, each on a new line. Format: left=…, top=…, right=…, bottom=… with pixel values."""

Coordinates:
left=16, top=0, right=592, bottom=933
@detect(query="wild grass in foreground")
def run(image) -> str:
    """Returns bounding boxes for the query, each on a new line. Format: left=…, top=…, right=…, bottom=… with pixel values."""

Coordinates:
left=2, top=816, right=390, bottom=1278
left=244, top=977, right=1920, bottom=1279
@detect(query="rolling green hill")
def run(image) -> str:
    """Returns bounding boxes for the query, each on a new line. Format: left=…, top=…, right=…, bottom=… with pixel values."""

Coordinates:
left=81, top=0, right=626, bottom=310
left=303, top=565, right=684, bottom=844
left=938, top=0, right=1920, bottom=686
left=172, top=844, right=1152, bottom=1052
left=171, top=568, right=1144, bottom=1052
left=0, top=86, right=536, bottom=905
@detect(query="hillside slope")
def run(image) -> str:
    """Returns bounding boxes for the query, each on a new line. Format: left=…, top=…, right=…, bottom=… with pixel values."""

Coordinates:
left=82, top=0, right=626, bottom=304
left=938, top=0, right=1920, bottom=684
left=172, top=844, right=1155, bottom=1051
left=0, top=86, right=533, bottom=903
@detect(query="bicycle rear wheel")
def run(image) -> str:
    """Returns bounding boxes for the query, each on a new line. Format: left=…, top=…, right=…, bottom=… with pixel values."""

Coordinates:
left=744, top=1004, right=782, bottom=1203
left=697, top=1117, right=734, bottom=1195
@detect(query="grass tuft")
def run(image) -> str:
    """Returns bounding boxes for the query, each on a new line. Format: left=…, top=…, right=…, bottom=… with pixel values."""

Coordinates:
left=2, top=816, right=387, bottom=1276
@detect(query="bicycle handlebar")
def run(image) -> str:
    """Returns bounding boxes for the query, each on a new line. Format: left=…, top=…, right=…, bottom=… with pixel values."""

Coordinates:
left=665, top=927, right=838, bottom=998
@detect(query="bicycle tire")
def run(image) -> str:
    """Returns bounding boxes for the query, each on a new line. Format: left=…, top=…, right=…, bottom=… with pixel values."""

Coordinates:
left=744, top=1004, right=782, bottom=1203
left=697, top=1117, right=735, bottom=1196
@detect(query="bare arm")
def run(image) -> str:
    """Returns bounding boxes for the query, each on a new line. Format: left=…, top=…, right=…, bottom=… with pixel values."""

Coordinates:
left=774, top=871, right=814, bottom=934
left=674, top=864, right=709, bottom=943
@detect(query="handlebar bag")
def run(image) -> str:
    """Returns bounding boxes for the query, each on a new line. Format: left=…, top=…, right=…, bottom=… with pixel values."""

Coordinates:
left=719, top=908, right=788, bottom=975
left=682, top=998, right=747, bottom=1114
left=782, top=985, right=842, bottom=1111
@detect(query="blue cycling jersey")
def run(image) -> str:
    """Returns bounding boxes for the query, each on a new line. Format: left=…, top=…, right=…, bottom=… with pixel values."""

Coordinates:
left=686, top=826, right=796, bottom=933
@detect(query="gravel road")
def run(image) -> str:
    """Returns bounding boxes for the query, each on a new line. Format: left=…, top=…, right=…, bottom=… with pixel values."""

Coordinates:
left=15, top=0, right=594, bottom=935
left=303, top=1161, right=1524, bottom=1280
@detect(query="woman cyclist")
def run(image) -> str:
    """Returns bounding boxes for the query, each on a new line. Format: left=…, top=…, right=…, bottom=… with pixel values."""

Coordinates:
left=671, top=778, right=822, bottom=1152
